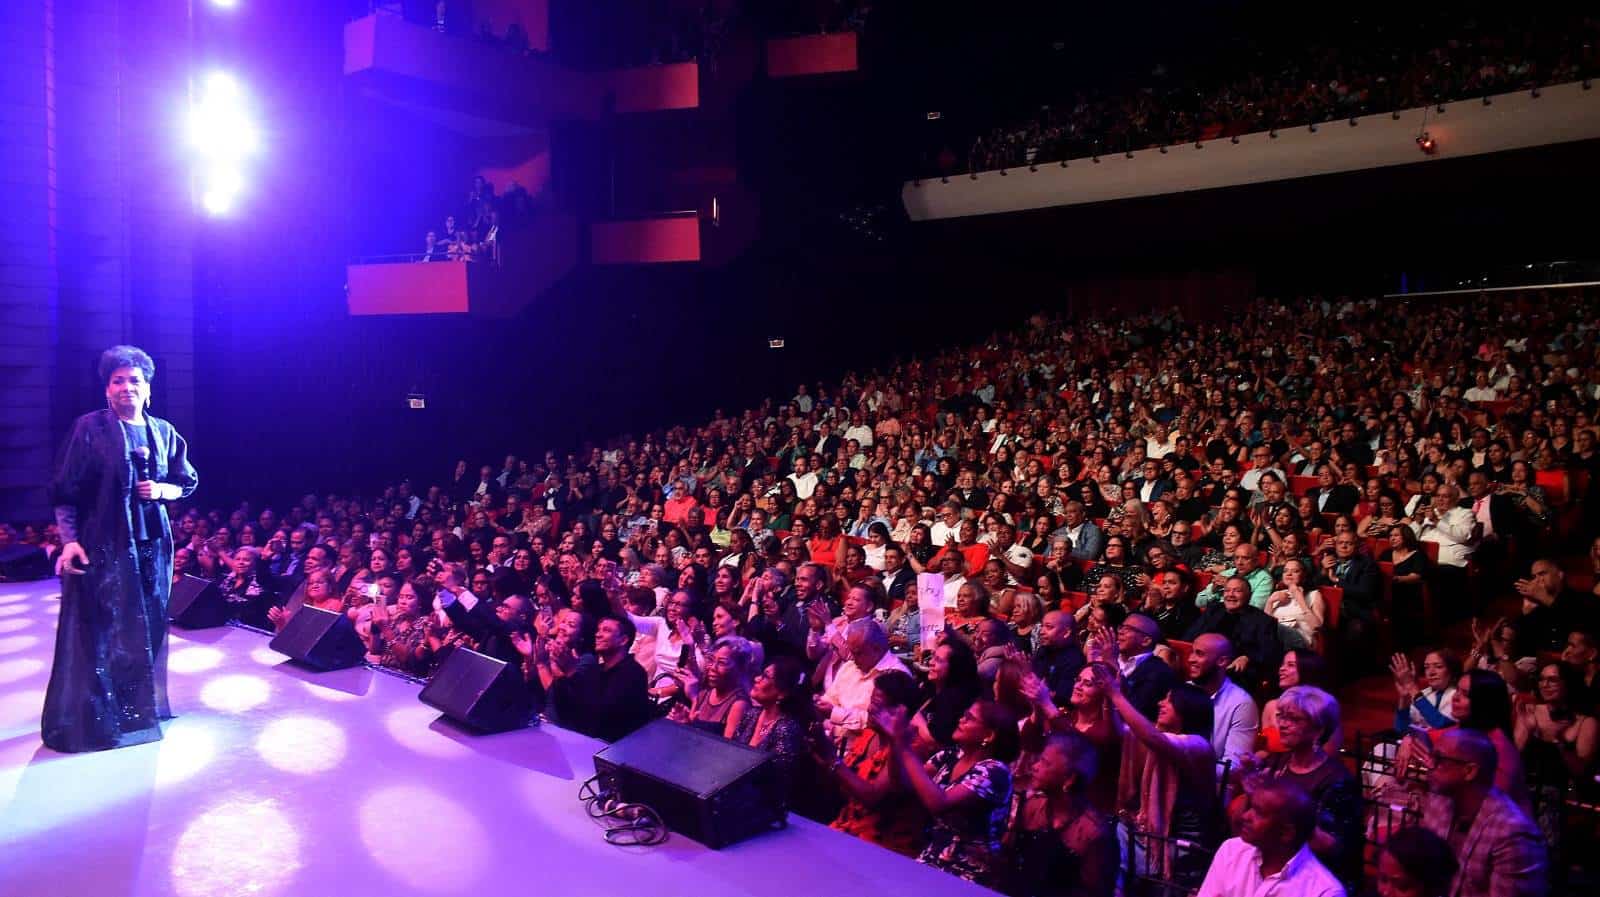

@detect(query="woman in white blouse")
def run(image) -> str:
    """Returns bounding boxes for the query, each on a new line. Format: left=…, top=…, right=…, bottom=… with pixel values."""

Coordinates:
left=1264, top=558, right=1325, bottom=651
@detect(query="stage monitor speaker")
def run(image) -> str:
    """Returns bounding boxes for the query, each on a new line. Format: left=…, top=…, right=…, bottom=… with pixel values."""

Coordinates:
left=418, top=647, right=536, bottom=733
left=0, top=544, right=50, bottom=581
left=592, top=719, right=785, bottom=848
left=168, top=574, right=229, bottom=629
left=268, top=606, right=365, bottom=670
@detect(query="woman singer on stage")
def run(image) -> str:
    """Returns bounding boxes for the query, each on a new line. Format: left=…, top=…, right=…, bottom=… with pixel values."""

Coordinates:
left=43, top=345, right=198, bottom=752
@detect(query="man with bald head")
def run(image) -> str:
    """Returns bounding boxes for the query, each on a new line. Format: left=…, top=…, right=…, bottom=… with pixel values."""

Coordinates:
left=1198, top=780, right=1344, bottom=897
left=1188, top=633, right=1259, bottom=770
left=1422, top=728, right=1547, bottom=897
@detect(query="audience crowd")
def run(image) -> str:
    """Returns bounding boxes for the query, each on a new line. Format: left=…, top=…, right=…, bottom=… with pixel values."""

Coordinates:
left=928, top=13, right=1600, bottom=176
left=16, top=288, right=1600, bottom=897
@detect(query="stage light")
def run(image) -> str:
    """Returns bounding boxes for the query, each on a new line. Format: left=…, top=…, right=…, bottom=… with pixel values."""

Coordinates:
left=1416, top=133, right=1437, bottom=155
left=172, top=794, right=301, bottom=897
left=186, top=70, right=260, bottom=217
left=208, top=0, right=240, bottom=7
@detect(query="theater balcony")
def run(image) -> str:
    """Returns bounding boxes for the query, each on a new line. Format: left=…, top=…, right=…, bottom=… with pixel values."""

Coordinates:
left=590, top=182, right=757, bottom=267
left=346, top=213, right=578, bottom=318
left=765, top=32, right=858, bottom=78
left=344, top=12, right=599, bottom=128
left=902, top=80, right=1600, bottom=221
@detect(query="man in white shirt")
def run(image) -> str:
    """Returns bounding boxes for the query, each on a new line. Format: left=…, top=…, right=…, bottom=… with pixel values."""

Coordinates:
left=1239, top=444, right=1286, bottom=494
left=1412, top=483, right=1476, bottom=569
left=814, top=618, right=908, bottom=742
left=1462, top=371, right=1499, bottom=404
left=842, top=411, right=874, bottom=449
left=1197, top=780, right=1345, bottom=897
left=929, top=501, right=963, bottom=547
left=792, top=384, right=813, bottom=414
left=786, top=455, right=819, bottom=501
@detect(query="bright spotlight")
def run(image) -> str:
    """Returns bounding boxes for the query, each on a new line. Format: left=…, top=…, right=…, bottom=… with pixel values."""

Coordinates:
left=187, top=70, right=260, bottom=217
left=209, top=0, right=240, bottom=8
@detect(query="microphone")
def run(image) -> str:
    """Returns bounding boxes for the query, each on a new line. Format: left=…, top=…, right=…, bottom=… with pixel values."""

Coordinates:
left=132, top=446, right=153, bottom=501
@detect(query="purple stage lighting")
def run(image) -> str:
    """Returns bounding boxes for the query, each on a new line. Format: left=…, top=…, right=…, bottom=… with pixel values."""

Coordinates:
left=187, top=71, right=260, bottom=216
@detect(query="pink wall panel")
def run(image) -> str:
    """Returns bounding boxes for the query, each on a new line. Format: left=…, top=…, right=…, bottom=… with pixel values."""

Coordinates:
left=591, top=216, right=701, bottom=264
left=609, top=63, right=699, bottom=113
left=765, top=33, right=858, bottom=77
left=347, top=261, right=472, bottom=315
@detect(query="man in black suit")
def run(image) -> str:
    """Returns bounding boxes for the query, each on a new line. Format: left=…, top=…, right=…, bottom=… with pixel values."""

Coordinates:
left=1463, top=469, right=1520, bottom=571
left=1032, top=609, right=1087, bottom=705
left=1316, top=531, right=1383, bottom=678
left=1117, top=613, right=1178, bottom=721
left=1306, top=463, right=1359, bottom=515
left=547, top=615, right=652, bottom=742
left=439, top=574, right=533, bottom=668
left=254, top=541, right=336, bottom=627
left=878, top=543, right=916, bottom=606
left=1184, top=576, right=1281, bottom=690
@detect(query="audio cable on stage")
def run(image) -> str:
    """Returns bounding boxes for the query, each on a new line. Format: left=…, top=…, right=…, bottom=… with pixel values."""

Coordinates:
left=578, top=775, right=668, bottom=846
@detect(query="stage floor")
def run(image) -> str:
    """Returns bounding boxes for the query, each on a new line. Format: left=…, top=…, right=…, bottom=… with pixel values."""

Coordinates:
left=0, top=580, right=992, bottom=897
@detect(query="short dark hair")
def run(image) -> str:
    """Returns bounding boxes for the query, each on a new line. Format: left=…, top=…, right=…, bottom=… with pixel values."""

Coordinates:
left=873, top=670, right=920, bottom=710
left=99, top=345, right=155, bottom=385
left=1166, top=683, right=1214, bottom=737
left=600, top=613, right=636, bottom=650
left=1380, top=827, right=1458, bottom=895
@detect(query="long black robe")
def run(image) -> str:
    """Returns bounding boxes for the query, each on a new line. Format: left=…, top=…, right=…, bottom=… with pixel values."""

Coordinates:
left=43, top=409, right=198, bottom=752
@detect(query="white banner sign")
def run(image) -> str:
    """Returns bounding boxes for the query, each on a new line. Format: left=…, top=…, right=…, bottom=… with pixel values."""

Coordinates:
left=916, top=573, right=945, bottom=651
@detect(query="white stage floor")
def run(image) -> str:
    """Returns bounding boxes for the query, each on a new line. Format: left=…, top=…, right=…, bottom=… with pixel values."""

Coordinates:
left=0, top=580, right=993, bottom=897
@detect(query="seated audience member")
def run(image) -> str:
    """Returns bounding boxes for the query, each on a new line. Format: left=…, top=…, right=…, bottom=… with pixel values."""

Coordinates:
left=546, top=614, right=652, bottom=742
left=1196, top=544, right=1273, bottom=609
left=881, top=698, right=1020, bottom=887
left=1411, top=483, right=1476, bottom=616
left=1236, top=686, right=1362, bottom=883
left=730, top=655, right=816, bottom=793
left=815, top=618, right=911, bottom=742
left=1146, top=569, right=1199, bottom=640
left=1561, top=628, right=1600, bottom=711
left=437, top=568, right=535, bottom=667
left=974, top=617, right=1015, bottom=685
left=826, top=669, right=930, bottom=856
left=1514, top=661, right=1598, bottom=845
left=1083, top=535, right=1141, bottom=594
left=1184, top=576, right=1282, bottom=690
left=1265, top=558, right=1325, bottom=650
left=1053, top=500, right=1104, bottom=562
left=216, top=545, right=273, bottom=628
left=266, top=569, right=342, bottom=631
left=1391, top=649, right=1463, bottom=733
left=669, top=635, right=755, bottom=738
left=1402, top=669, right=1530, bottom=812
left=1316, top=532, right=1382, bottom=659
left=745, top=569, right=807, bottom=662
left=366, top=578, right=438, bottom=678
left=1261, top=650, right=1339, bottom=756
left=1187, top=634, right=1260, bottom=773
left=1421, top=728, right=1549, bottom=897
left=1374, top=827, right=1458, bottom=897
left=1199, top=780, right=1346, bottom=897
left=1513, top=557, right=1596, bottom=656
left=1002, top=731, right=1118, bottom=897
left=1111, top=612, right=1177, bottom=721
left=913, top=638, right=982, bottom=752
left=1108, top=676, right=1219, bottom=862
left=1031, top=609, right=1086, bottom=705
